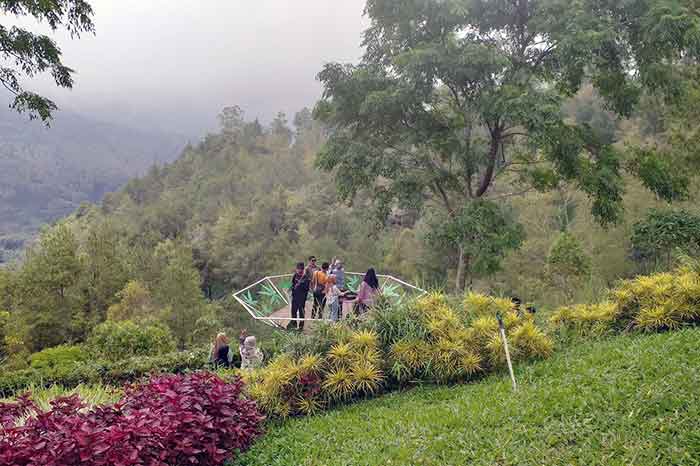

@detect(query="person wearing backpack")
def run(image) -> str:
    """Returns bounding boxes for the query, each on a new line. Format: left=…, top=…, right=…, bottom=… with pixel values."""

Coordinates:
left=311, top=262, right=330, bottom=319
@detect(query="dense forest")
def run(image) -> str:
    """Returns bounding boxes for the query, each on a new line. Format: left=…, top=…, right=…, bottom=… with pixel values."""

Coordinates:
left=0, top=108, right=184, bottom=263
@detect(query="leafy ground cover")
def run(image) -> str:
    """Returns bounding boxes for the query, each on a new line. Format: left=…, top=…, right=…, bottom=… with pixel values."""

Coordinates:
left=233, top=328, right=700, bottom=466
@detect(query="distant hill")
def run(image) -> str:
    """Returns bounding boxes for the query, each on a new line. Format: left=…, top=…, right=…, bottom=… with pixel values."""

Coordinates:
left=0, top=108, right=186, bottom=262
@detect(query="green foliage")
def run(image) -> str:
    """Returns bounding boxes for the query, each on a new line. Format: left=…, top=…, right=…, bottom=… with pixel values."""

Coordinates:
left=29, top=344, right=88, bottom=370
left=547, top=232, right=590, bottom=278
left=552, top=262, right=700, bottom=334
left=0, top=309, right=9, bottom=358
left=234, top=329, right=700, bottom=466
left=631, top=209, right=700, bottom=267
left=547, top=232, right=591, bottom=299
left=13, top=223, right=84, bottom=351
left=314, top=0, right=700, bottom=290
left=87, top=320, right=176, bottom=362
left=106, top=280, right=156, bottom=322
left=627, top=148, right=690, bottom=202
left=0, top=0, right=95, bottom=122
left=1, top=383, right=122, bottom=410
left=0, top=347, right=211, bottom=398
left=426, top=201, right=525, bottom=285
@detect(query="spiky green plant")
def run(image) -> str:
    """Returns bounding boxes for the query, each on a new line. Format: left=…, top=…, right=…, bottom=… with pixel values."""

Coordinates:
left=510, top=321, right=554, bottom=359
left=327, top=343, right=353, bottom=368
left=349, top=329, right=379, bottom=352
left=294, top=395, right=325, bottom=416
left=350, top=359, right=383, bottom=395
left=635, top=305, right=684, bottom=331
left=322, top=367, right=354, bottom=401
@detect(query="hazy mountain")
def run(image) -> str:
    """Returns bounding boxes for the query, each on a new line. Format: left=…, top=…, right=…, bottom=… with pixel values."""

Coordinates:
left=0, top=108, right=186, bottom=262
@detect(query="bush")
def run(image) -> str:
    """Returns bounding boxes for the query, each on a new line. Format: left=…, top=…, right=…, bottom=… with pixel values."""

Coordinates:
left=245, top=329, right=385, bottom=418
left=246, top=291, right=553, bottom=419
left=29, top=345, right=89, bottom=371
left=87, top=320, right=176, bottom=362
left=0, top=372, right=264, bottom=466
left=551, top=263, right=700, bottom=335
left=0, top=348, right=216, bottom=398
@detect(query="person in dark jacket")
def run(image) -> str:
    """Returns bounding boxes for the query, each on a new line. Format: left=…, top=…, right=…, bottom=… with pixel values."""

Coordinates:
left=289, top=262, right=311, bottom=330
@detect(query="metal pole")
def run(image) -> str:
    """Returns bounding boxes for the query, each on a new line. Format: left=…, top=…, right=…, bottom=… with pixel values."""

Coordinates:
left=497, top=313, right=517, bottom=392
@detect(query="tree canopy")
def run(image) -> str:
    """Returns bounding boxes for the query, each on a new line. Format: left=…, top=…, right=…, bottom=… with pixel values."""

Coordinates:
left=0, top=0, right=94, bottom=122
left=314, top=0, right=700, bottom=288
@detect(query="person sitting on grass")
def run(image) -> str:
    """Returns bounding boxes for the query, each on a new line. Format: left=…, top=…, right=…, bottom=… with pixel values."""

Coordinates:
left=239, top=329, right=264, bottom=369
left=210, top=332, right=233, bottom=368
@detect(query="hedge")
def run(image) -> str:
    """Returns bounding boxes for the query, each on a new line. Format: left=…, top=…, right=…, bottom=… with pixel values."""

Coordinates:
left=0, top=347, right=241, bottom=398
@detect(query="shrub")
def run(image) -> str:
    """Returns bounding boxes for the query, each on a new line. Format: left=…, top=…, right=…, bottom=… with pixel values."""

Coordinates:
left=549, top=302, right=621, bottom=337
left=551, top=263, right=700, bottom=335
left=0, top=372, right=264, bottom=466
left=246, top=330, right=385, bottom=418
left=0, top=348, right=214, bottom=398
left=87, top=320, right=176, bottom=362
left=29, top=345, right=89, bottom=371
left=245, top=291, right=552, bottom=419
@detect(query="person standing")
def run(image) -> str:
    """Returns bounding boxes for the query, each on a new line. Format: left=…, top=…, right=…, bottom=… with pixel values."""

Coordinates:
left=311, top=262, right=330, bottom=319
left=330, top=258, right=345, bottom=289
left=289, top=262, right=311, bottom=330
left=355, top=268, right=380, bottom=314
left=325, top=275, right=344, bottom=322
left=330, top=259, right=346, bottom=318
left=307, top=256, right=319, bottom=277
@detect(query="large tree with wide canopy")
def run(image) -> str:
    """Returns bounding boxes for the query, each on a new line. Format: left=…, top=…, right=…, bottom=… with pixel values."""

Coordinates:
left=315, top=0, right=700, bottom=289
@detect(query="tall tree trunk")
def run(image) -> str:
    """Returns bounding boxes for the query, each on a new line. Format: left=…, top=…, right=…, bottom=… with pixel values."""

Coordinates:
left=455, top=245, right=465, bottom=292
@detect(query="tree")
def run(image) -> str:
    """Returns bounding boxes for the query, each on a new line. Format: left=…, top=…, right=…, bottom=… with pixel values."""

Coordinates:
left=152, top=240, right=206, bottom=349
left=547, top=232, right=591, bottom=300
left=218, top=105, right=245, bottom=139
left=314, top=0, right=700, bottom=290
left=270, top=111, right=292, bottom=147
left=14, top=223, right=84, bottom=350
left=426, top=200, right=525, bottom=289
left=631, top=209, right=700, bottom=270
left=0, top=0, right=94, bottom=122
left=80, top=220, right=129, bottom=324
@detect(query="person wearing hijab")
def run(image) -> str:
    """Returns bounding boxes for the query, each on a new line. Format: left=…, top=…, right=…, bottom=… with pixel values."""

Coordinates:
left=238, top=329, right=264, bottom=369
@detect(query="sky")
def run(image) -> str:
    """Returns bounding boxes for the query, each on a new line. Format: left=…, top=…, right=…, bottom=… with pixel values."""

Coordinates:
left=10, top=0, right=368, bottom=137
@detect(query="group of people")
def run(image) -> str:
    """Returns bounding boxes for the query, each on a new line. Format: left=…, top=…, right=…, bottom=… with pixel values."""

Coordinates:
left=210, top=329, right=263, bottom=369
left=288, top=256, right=380, bottom=330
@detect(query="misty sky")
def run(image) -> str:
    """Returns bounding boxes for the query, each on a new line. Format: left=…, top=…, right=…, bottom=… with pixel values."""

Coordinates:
left=10, top=0, right=368, bottom=137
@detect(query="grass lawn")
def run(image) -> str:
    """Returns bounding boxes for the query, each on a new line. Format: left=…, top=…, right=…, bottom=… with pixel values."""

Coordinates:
left=233, top=328, right=700, bottom=466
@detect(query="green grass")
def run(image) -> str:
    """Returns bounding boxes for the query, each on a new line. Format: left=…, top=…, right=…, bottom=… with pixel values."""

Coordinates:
left=233, top=328, right=700, bottom=466
left=2, top=383, right=122, bottom=409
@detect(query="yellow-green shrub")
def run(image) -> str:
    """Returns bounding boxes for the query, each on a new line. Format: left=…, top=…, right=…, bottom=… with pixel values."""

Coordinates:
left=552, top=264, right=700, bottom=334
left=245, top=330, right=384, bottom=417
left=463, top=292, right=514, bottom=318
left=549, top=302, right=621, bottom=336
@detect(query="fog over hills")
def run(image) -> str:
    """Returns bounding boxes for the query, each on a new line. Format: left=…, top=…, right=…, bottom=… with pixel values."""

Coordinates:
left=0, top=108, right=185, bottom=261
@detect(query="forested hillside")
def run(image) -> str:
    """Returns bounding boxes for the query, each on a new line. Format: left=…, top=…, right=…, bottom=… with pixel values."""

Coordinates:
left=1, top=81, right=697, bottom=363
left=0, top=108, right=185, bottom=263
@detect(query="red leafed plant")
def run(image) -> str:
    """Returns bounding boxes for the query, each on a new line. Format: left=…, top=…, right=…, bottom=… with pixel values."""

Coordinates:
left=0, top=372, right=264, bottom=466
